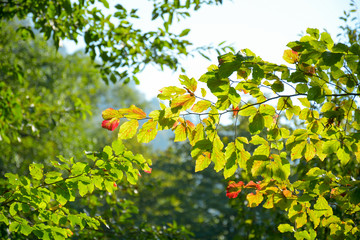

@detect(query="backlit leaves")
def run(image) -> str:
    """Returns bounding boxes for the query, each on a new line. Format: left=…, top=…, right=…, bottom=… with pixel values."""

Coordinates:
left=137, top=120, right=158, bottom=143
left=96, top=28, right=360, bottom=240
left=171, top=94, right=196, bottom=111
left=118, top=119, right=139, bottom=139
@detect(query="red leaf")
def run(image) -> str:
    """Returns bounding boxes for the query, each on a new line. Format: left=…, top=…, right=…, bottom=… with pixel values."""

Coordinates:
left=102, top=119, right=120, bottom=131
left=144, top=168, right=152, bottom=174
left=244, top=181, right=261, bottom=190
left=226, top=181, right=244, bottom=199
left=113, top=182, right=117, bottom=187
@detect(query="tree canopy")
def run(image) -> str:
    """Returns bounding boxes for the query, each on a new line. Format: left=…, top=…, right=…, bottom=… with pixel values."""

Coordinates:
left=1, top=0, right=360, bottom=239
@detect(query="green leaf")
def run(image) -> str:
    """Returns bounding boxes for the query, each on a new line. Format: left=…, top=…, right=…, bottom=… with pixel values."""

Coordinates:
left=10, top=202, right=20, bottom=216
left=9, top=221, right=20, bottom=233
left=191, top=139, right=212, bottom=172
left=223, top=142, right=237, bottom=178
left=278, top=223, right=294, bottom=233
left=271, top=80, right=284, bottom=92
left=104, top=180, right=116, bottom=194
left=179, top=29, right=190, bottom=37
left=321, top=51, right=343, bottom=66
left=337, top=147, right=351, bottom=165
left=45, top=171, right=63, bottom=184
left=296, top=84, right=309, bottom=94
left=112, top=140, right=125, bottom=155
left=29, top=163, right=44, bottom=180
left=212, top=136, right=225, bottom=172
left=71, top=162, right=88, bottom=176
left=201, top=88, right=207, bottom=97
left=118, top=120, right=139, bottom=139
left=20, top=222, right=33, bottom=236
left=322, top=140, right=339, bottom=154
left=239, top=105, right=257, bottom=116
left=249, top=113, right=264, bottom=134
left=78, top=181, right=89, bottom=197
left=307, top=86, right=322, bottom=101
left=306, top=28, right=320, bottom=39
left=314, top=196, right=333, bottom=217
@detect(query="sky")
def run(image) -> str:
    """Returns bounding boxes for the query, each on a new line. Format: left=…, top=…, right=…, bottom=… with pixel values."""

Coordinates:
left=122, top=0, right=352, bottom=100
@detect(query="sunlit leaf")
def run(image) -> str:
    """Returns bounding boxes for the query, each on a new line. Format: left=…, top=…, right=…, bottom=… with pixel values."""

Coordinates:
left=118, top=120, right=139, bottom=139
left=137, top=120, right=158, bottom=143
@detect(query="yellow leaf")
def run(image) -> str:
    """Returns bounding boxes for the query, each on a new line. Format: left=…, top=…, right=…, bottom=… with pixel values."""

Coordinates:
left=174, top=123, right=186, bottom=142
left=283, top=49, right=299, bottom=64
left=118, top=120, right=139, bottom=139
left=191, top=100, right=211, bottom=113
left=119, top=105, right=146, bottom=120
left=304, top=143, right=316, bottom=161
left=195, top=151, right=211, bottom=172
left=247, top=191, right=264, bottom=207
left=137, top=120, right=158, bottom=143
left=171, top=94, right=196, bottom=111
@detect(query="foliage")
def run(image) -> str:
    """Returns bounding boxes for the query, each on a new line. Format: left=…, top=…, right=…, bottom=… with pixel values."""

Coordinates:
left=0, top=0, right=229, bottom=84
left=107, top=28, right=360, bottom=239
left=0, top=21, right=192, bottom=239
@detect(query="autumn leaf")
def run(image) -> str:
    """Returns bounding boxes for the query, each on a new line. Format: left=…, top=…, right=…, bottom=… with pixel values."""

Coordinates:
left=283, top=49, right=299, bottom=64
left=144, top=168, right=152, bottom=174
left=171, top=94, right=196, bottom=111
left=226, top=181, right=244, bottom=199
left=121, top=105, right=147, bottom=120
left=102, top=108, right=121, bottom=120
left=191, top=100, right=211, bottom=113
left=137, top=120, right=158, bottom=143
left=232, top=105, right=239, bottom=117
left=174, top=122, right=187, bottom=142
left=118, top=120, right=139, bottom=139
left=102, top=119, right=120, bottom=131
left=246, top=191, right=264, bottom=207
left=244, top=181, right=262, bottom=190
left=195, top=151, right=211, bottom=172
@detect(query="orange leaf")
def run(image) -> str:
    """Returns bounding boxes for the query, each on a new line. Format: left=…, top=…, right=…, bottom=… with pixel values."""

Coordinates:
left=232, top=106, right=239, bottom=117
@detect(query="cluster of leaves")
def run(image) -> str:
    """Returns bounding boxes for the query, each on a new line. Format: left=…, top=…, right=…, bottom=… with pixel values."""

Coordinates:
left=0, top=20, right=193, bottom=239
left=107, top=28, right=360, bottom=239
left=0, top=139, right=154, bottom=239
left=0, top=0, right=226, bottom=84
